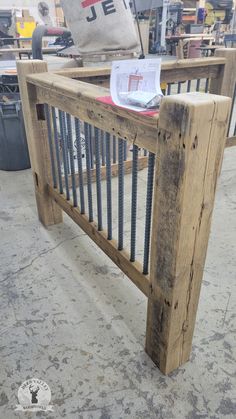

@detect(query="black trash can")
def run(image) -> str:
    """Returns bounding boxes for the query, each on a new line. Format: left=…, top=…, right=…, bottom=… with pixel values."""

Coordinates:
left=0, top=93, right=30, bottom=171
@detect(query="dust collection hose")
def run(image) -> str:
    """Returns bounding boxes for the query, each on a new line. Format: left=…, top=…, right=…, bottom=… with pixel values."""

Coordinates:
left=32, top=25, right=71, bottom=60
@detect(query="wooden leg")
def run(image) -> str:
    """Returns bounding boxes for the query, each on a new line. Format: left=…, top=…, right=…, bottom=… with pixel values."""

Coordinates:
left=17, top=60, right=63, bottom=227
left=146, top=92, right=231, bottom=374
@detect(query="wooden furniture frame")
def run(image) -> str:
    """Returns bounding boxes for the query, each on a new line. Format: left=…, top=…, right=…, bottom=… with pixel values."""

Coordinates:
left=17, top=48, right=235, bottom=374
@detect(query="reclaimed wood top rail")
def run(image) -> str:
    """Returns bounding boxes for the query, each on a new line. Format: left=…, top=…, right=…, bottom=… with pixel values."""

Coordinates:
left=27, top=72, right=159, bottom=153
left=55, top=57, right=226, bottom=84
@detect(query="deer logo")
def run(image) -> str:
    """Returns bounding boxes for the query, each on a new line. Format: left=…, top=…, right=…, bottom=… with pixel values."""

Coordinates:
left=29, top=384, right=40, bottom=404
left=16, top=378, right=53, bottom=412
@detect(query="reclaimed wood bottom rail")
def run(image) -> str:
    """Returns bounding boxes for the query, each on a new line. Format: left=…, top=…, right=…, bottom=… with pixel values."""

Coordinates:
left=64, top=156, right=149, bottom=189
left=17, top=59, right=232, bottom=375
left=48, top=185, right=150, bottom=297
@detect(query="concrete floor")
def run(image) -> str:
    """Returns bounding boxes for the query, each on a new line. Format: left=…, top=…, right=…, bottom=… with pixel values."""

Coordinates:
left=0, top=146, right=236, bottom=419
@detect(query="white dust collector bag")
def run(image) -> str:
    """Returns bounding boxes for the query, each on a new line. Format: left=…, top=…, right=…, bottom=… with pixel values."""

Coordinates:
left=60, top=0, right=140, bottom=55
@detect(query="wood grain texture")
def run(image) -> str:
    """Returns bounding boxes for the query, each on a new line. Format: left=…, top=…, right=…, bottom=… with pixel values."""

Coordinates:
left=48, top=185, right=150, bottom=297
left=27, top=72, right=158, bottom=153
left=145, top=92, right=231, bottom=374
left=54, top=57, right=226, bottom=82
left=17, top=60, right=62, bottom=227
left=210, top=48, right=236, bottom=98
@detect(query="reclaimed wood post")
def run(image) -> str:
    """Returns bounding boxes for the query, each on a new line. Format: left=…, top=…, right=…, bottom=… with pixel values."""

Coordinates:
left=17, top=60, right=62, bottom=227
left=210, top=48, right=236, bottom=98
left=146, top=92, right=231, bottom=374
left=210, top=48, right=236, bottom=146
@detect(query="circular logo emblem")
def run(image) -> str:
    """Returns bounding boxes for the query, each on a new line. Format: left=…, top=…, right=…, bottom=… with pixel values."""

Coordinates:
left=16, top=378, right=53, bottom=412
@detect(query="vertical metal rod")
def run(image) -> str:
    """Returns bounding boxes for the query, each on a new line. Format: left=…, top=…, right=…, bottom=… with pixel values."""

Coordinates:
left=177, top=82, right=181, bottom=94
left=64, top=113, right=70, bottom=174
left=52, top=107, right=63, bottom=194
left=112, top=136, right=116, bottom=164
left=196, top=79, right=200, bottom=92
left=59, top=110, right=70, bottom=200
left=101, top=130, right=106, bottom=166
left=66, top=114, right=78, bottom=207
left=75, top=118, right=85, bottom=214
left=118, top=138, right=124, bottom=250
left=144, top=149, right=147, bottom=156
left=205, top=78, right=209, bottom=93
left=44, top=104, right=57, bottom=188
left=143, top=152, right=155, bottom=275
left=167, top=83, right=171, bottom=95
left=89, top=124, right=94, bottom=169
left=130, top=145, right=139, bottom=262
left=84, top=122, right=93, bottom=222
left=123, top=140, right=127, bottom=161
left=94, top=127, right=102, bottom=231
left=187, top=80, right=191, bottom=92
left=106, top=132, right=112, bottom=240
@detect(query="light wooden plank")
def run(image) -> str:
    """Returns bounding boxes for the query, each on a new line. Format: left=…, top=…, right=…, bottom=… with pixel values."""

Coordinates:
left=145, top=92, right=231, bottom=374
left=48, top=185, right=150, bottom=297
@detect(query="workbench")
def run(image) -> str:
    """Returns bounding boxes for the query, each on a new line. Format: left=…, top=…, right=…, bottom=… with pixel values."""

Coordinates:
left=0, top=47, right=63, bottom=59
left=166, top=34, right=215, bottom=58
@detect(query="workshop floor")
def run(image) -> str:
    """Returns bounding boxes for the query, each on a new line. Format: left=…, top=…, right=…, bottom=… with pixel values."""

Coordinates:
left=0, top=147, right=236, bottom=419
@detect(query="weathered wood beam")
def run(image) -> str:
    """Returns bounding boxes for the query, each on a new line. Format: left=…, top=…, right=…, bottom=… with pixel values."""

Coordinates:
left=17, top=60, right=62, bottom=227
left=146, top=92, right=231, bottom=374
left=27, top=73, right=158, bottom=153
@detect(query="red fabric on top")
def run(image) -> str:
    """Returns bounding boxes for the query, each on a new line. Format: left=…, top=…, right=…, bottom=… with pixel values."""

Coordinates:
left=96, top=96, right=159, bottom=117
left=81, top=0, right=102, bottom=8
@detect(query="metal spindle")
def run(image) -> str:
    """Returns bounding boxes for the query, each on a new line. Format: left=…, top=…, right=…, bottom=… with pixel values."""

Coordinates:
left=143, top=152, right=155, bottom=275
left=118, top=138, right=124, bottom=251
left=94, top=127, right=102, bottom=231
left=112, top=136, right=117, bottom=164
left=75, top=118, right=85, bottom=214
left=123, top=140, right=127, bottom=161
left=66, top=114, right=78, bottom=207
left=167, top=83, right=171, bottom=95
left=89, top=124, right=94, bottom=169
left=196, top=79, right=200, bottom=92
left=205, top=78, right=209, bottom=93
left=130, top=145, right=139, bottom=262
left=187, top=80, right=191, bottom=93
left=84, top=122, right=93, bottom=222
left=101, top=130, right=106, bottom=166
left=177, top=82, right=181, bottom=94
left=59, top=110, right=70, bottom=200
left=106, top=132, right=112, bottom=240
left=44, top=104, right=57, bottom=188
left=64, top=113, right=70, bottom=174
left=52, top=107, right=63, bottom=194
